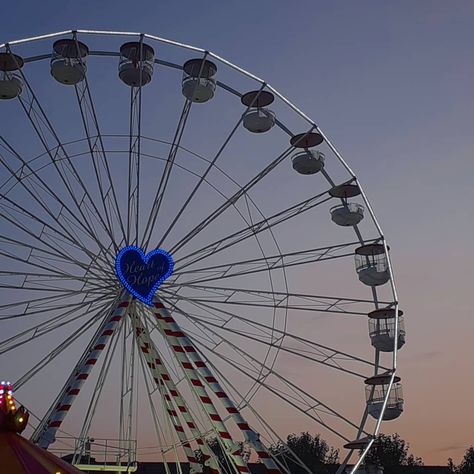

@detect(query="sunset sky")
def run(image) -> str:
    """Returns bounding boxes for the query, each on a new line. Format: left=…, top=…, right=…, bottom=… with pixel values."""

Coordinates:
left=1, top=0, right=473, bottom=467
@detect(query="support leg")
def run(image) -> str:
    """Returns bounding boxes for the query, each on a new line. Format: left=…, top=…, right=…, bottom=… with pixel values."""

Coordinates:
left=32, top=292, right=132, bottom=448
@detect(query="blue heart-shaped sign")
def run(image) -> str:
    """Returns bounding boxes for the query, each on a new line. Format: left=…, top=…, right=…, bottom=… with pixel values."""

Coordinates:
left=115, top=246, right=174, bottom=305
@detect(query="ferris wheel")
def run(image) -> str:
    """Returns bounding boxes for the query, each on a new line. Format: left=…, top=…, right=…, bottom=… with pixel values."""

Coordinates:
left=0, top=30, right=405, bottom=474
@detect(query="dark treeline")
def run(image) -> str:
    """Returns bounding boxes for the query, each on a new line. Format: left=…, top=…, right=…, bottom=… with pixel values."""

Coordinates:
left=195, top=432, right=474, bottom=474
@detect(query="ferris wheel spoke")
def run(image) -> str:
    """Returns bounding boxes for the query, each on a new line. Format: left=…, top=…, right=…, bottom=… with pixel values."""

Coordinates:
left=0, top=294, right=111, bottom=355
left=0, top=214, right=90, bottom=275
left=170, top=240, right=369, bottom=287
left=142, top=99, right=192, bottom=249
left=0, top=250, right=113, bottom=296
left=164, top=297, right=380, bottom=381
left=162, top=294, right=385, bottom=374
left=0, top=244, right=107, bottom=287
left=0, top=288, right=111, bottom=317
left=0, top=279, right=115, bottom=299
left=14, top=300, right=112, bottom=390
left=197, top=341, right=356, bottom=444
left=170, top=145, right=295, bottom=256
left=141, top=135, right=286, bottom=273
left=0, top=189, right=112, bottom=274
left=0, top=283, right=90, bottom=293
left=5, top=60, right=117, bottom=259
left=74, top=74, right=127, bottom=248
left=160, top=290, right=274, bottom=344
left=0, top=183, right=102, bottom=267
left=173, top=189, right=333, bottom=270
left=183, top=319, right=363, bottom=442
left=189, top=310, right=372, bottom=379
left=0, top=241, right=88, bottom=282
left=155, top=84, right=268, bottom=250
left=0, top=286, right=106, bottom=320
left=126, top=83, right=143, bottom=246
left=163, top=283, right=389, bottom=316
left=0, top=283, right=106, bottom=307
left=0, top=135, right=108, bottom=254
left=22, top=278, right=114, bottom=297
left=9, top=269, right=112, bottom=288
left=185, top=322, right=321, bottom=440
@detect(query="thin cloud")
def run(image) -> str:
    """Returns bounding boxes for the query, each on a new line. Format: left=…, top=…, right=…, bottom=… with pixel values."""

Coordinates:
left=434, top=445, right=468, bottom=453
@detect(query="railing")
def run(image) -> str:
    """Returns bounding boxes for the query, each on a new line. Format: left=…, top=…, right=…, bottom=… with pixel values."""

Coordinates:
left=369, top=317, right=406, bottom=337
left=366, top=383, right=404, bottom=406
left=355, top=253, right=388, bottom=273
left=330, top=202, right=364, bottom=214
left=50, top=437, right=138, bottom=473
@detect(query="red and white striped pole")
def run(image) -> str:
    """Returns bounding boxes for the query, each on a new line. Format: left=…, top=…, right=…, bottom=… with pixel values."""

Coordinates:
left=132, top=312, right=221, bottom=473
left=150, top=299, right=250, bottom=474
left=152, top=297, right=281, bottom=474
left=33, top=292, right=132, bottom=449
left=130, top=310, right=206, bottom=474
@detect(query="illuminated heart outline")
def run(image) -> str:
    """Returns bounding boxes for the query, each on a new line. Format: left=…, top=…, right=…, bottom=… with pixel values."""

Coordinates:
left=115, top=246, right=174, bottom=305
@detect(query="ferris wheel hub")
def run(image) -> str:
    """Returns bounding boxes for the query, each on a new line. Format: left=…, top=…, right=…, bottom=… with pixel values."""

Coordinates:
left=115, top=246, right=174, bottom=305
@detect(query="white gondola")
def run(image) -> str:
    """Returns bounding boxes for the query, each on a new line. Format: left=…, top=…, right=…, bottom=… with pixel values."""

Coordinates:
left=241, top=90, right=276, bottom=133
left=368, top=308, right=406, bottom=352
left=331, top=202, right=364, bottom=226
left=290, top=132, right=325, bottom=174
left=243, top=108, right=276, bottom=133
left=182, top=58, right=217, bottom=103
left=0, top=53, right=23, bottom=100
left=118, top=42, right=154, bottom=87
left=355, top=243, right=390, bottom=286
left=365, top=374, right=404, bottom=421
left=51, top=39, right=89, bottom=85
left=292, top=150, right=325, bottom=174
left=329, top=183, right=365, bottom=225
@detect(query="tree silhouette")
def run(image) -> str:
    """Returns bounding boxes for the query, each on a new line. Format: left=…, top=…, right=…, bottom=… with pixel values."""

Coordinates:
left=448, top=446, right=474, bottom=474
left=195, top=436, right=246, bottom=474
left=270, top=432, right=339, bottom=474
left=363, top=433, right=423, bottom=473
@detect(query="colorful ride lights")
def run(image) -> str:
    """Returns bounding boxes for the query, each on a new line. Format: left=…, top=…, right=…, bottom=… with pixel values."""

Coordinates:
left=0, top=381, right=29, bottom=433
left=0, top=381, right=15, bottom=411
left=115, top=246, right=174, bottom=305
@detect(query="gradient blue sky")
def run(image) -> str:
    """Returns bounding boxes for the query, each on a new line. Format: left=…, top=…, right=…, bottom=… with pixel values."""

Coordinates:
left=1, top=0, right=473, bottom=466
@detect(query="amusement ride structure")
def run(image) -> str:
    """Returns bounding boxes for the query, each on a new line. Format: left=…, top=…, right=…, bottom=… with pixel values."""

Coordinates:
left=0, top=30, right=405, bottom=474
